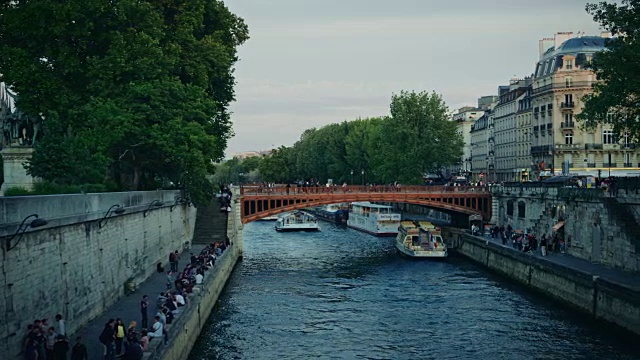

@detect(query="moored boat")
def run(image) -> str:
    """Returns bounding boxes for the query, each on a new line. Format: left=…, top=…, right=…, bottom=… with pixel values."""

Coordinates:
left=395, top=221, right=447, bottom=258
left=347, top=202, right=401, bottom=236
left=314, top=203, right=349, bottom=224
left=257, top=215, right=278, bottom=221
left=275, top=211, right=320, bottom=232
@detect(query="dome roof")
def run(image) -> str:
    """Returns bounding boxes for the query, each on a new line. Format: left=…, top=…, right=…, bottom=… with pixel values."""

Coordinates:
left=541, top=36, right=607, bottom=60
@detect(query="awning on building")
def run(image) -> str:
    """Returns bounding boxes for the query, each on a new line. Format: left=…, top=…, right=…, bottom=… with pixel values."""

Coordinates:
left=552, top=221, right=565, bottom=232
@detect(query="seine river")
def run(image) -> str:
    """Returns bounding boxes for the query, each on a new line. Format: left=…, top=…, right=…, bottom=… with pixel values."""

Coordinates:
left=189, top=221, right=640, bottom=360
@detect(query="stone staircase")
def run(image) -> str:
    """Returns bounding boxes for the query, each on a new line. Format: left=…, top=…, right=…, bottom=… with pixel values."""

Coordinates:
left=603, top=197, right=640, bottom=254
left=192, top=199, right=228, bottom=244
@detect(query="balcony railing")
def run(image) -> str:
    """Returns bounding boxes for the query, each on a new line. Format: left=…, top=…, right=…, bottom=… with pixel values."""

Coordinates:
left=585, top=143, right=603, bottom=150
left=555, top=144, right=581, bottom=151
left=622, top=143, right=637, bottom=149
left=531, top=145, right=553, bottom=154
left=587, top=163, right=596, bottom=168
left=532, top=81, right=596, bottom=94
left=624, top=163, right=633, bottom=168
left=534, top=113, right=539, bottom=119
left=604, top=163, right=618, bottom=168
left=560, top=102, right=575, bottom=109
left=560, top=122, right=575, bottom=129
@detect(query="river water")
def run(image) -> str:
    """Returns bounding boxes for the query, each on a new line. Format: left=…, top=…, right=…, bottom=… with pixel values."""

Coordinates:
left=189, top=221, right=640, bottom=360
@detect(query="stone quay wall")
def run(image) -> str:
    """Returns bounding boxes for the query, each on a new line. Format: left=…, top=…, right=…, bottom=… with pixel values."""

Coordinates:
left=156, top=190, right=243, bottom=360
left=491, top=185, right=640, bottom=272
left=0, top=191, right=197, bottom=359
left=445, top=229, right=640, bottom=335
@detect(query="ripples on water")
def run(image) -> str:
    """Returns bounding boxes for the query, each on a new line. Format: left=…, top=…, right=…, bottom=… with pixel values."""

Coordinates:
left=189, top=221, right=640, bottom=360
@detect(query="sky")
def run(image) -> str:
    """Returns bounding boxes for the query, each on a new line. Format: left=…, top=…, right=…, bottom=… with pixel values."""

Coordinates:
left=224, top=0, right=603, bottom=155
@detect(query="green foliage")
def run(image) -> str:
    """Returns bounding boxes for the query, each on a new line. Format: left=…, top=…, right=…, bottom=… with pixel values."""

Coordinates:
left=3, top=182, right=113, bottom=196
left=578, top=1, right=640, bottom=139
left=0, top=0, right=248, bottom=203
left=258, top=91, right=462, bottom=185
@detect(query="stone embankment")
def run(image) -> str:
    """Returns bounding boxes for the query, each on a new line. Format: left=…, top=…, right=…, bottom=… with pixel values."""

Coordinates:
left=443, top=228, right=640, bottom=336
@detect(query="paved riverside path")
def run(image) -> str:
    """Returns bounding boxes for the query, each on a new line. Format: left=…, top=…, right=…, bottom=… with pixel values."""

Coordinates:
left=72, top=245, right=206, bottom=360
left=477, top=233, right=640, bottom=290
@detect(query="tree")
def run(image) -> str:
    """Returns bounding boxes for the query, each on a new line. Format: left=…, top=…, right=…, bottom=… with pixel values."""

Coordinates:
left=0, top=0, right=248, bottom=202
left=578, top=1, right=640, bottom=139
left=259, top=146, right=294, bottom=183
left=371, top=91, right=463, bottom=184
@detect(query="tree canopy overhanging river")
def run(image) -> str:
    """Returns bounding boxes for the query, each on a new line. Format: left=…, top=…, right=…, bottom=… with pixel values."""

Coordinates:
left=188, top=221, right=640, bottom=360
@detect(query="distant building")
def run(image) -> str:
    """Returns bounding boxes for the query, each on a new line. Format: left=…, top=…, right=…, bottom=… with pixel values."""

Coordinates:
left=448, top=106, right=485, bottom=177
left=493, top=78, right=532, bottom=182
left=231, top=150, right=273, bottom=160
left=530, top=31, right=632, bottom=178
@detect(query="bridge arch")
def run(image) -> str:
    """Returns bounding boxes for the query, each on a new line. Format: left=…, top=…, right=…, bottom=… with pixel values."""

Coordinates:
left=239, top=185, right=491, bottom=224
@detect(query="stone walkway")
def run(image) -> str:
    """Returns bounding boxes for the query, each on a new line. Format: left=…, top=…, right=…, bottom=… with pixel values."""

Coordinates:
left=71, top=245, right=206, bottom=360
left=479, top=233, right=640, bottom=290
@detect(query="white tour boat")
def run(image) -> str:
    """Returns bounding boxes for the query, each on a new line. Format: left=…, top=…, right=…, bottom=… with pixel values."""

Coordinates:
left=258, top=215, right=279, bottom=221
left=275, top=211, right=320, bottom=232
left=347, top=202, right=401, bottom=236
left=395, top=221, right=448, bottom=258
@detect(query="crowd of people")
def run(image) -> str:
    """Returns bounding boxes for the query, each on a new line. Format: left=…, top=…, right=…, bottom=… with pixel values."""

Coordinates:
left=23, top=315, right=83, bottom=360
left=486, top=224, right=566, bottom=256
left=23, top=239, right=230, bottom=360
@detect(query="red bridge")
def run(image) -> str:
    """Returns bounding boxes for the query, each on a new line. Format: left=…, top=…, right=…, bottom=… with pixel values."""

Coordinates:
left=239, top=185, right=492, bottom=224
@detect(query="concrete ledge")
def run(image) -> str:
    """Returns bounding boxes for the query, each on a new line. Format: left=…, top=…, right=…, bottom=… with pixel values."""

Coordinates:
left=142, top=245, right=240, bottom=360
left=455, top=232, right=640, bottom=335
left=0, top=190, right=186, bottom=237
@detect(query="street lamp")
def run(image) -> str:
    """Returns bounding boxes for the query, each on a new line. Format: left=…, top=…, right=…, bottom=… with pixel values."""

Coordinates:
left=608, top=152, right=611, bottom=177
left=361, top=169, right=365, bottom=185
left=350, top=170, right=354, bottom=185
left=5, top=214, right=48, bottom=251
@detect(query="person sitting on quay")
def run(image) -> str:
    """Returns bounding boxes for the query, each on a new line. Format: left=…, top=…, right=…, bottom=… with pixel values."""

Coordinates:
left=147, top=316, right=166, bottom=345
left=139, top=330, right=149, bottom=352
left=122, top=335, right=144, bottom=360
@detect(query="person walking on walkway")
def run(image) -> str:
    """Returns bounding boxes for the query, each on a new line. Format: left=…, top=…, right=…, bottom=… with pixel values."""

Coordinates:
left=114, top=319, right=126, bottom=356
left=70, top=337, right=88, bottom=360
left=99, top=319, right=116, bottom=360
left=540, top=235, right=548, bottom=257
left=140, top=295, right=149, bottom=329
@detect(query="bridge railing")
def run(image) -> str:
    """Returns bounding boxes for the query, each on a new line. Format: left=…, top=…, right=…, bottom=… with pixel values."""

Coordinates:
left=239, top=184, right=490, bottom=196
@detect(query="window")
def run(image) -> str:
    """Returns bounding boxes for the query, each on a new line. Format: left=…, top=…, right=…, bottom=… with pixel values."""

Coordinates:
left=564, top=113, right=573, bottom=123
left=565, top=77, right=573, bottom=87
left=565, top=133, right=573, bottom=145
left=603, top=130, right=614, bottom=144
left=624, top=132, right=630, bottom=146
left=565, top=59, right=573, bottom=70
left=564, top=94, right=573, bottom=104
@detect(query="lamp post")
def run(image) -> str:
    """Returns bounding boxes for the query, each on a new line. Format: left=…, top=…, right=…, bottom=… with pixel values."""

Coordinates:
left=5, top=214, right=48, bottom=251
left=350, top=170, right=354, bottom=185
left=608, top=152, right=611, bottom=177
left=361, top=169, right=365, bottom=185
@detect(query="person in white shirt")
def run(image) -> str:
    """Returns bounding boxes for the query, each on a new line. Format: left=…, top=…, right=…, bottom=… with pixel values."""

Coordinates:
left=195, top=273, right=204, bottom=284
left=175, top=293, right=186, bottom=307
left=148, top=316, right=165, bottom=344
left=55, top=314, right=66, bottom=336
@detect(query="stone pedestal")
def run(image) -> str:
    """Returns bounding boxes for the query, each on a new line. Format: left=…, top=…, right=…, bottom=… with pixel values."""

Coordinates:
left=0, top=146, right=36, bottom=195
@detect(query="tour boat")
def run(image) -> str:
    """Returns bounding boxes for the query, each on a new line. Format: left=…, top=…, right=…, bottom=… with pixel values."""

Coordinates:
left=275, top=211, right=320, bottom=232
left=347, top=202, right=401, bottom=236
left=313, top=203, right=349, bottom=224
left=258, top=215, right=278, bottom=221
left=395, top=221, right=448, bottom=258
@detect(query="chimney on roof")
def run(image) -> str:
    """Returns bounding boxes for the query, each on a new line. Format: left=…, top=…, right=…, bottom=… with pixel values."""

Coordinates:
left=554, top=31, right=575, bottom=49
left=538, top=37, right=554, bottom=58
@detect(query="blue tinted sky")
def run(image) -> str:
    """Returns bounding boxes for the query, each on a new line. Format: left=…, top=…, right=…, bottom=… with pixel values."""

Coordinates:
left=224, top=0, right=602, bottom=154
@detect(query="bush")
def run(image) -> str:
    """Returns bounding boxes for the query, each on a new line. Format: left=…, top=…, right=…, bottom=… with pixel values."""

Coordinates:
left=3, top=187, right=32, bottom=196
left=3, top=182, right=114, bottom=196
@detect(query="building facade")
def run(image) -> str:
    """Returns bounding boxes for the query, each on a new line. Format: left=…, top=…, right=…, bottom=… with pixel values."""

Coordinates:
left=449, top=106, right=484, bottom=177
left=493, top=78, right=532, bottom=182
left=530, top=31, right=639, bottom=179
